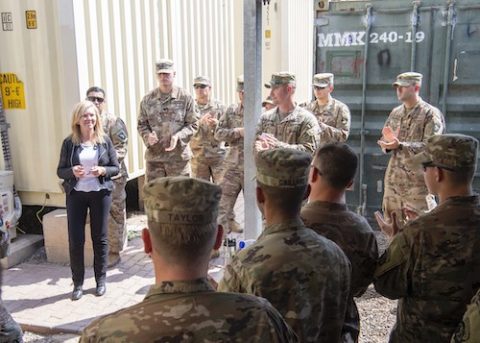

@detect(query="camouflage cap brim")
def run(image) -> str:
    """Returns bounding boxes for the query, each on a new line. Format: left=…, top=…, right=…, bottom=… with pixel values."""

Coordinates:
left=409, top=151, right=431, bottom=169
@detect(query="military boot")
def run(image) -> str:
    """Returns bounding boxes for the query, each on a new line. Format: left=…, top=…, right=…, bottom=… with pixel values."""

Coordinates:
left=228, top=220, right=243, bottom=233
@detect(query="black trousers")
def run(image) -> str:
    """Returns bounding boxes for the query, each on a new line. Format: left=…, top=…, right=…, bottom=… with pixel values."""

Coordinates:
left=66, top=189, right=111, bottom=286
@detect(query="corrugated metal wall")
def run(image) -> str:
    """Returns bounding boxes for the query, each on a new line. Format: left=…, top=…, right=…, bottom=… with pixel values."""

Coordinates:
left=0, top=0, right=239, bottom=207
left=261, top=0, right=314, bottom=102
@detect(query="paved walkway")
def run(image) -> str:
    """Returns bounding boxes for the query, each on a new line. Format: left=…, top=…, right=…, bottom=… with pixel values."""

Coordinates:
left=3, top=195, right=245, bottom=335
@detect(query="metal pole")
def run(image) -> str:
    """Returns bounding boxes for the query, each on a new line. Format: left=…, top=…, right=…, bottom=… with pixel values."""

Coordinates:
left=243, top=0, right=263, bottom=239
left=410, top=1, right=419, bottom=71
left=357, top=5, right=372, bottom=216
left=441, top=1, right=455, bottom=115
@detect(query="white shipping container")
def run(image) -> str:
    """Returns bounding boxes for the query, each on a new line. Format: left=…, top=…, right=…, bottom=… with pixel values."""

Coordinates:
left=0, top=0, right=239, bottom=207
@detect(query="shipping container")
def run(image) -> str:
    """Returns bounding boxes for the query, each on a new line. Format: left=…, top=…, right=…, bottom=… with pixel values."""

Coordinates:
left=0, top=0, right=239, bottom=208
left=314, top=0, right=480, bottom=220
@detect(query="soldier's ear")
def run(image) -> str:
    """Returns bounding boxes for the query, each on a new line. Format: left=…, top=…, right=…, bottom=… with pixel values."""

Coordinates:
left=142, top=228, right=152, bottom=254
left=256, top=186, right=265, bottom=204
left=213, top=225, right=224, bottom=250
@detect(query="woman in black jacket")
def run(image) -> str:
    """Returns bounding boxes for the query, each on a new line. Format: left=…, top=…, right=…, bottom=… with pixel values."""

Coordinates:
left=57, top=100, right=119, bottom=301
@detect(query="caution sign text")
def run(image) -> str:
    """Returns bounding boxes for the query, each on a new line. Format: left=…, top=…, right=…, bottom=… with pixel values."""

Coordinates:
left=0, top=74, right=26, bottom=109
left=25, top=10, right=37, bottom=29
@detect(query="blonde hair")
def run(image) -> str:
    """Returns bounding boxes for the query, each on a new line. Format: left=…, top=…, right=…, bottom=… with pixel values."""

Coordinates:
left=70, top=100, right=105, bottom=145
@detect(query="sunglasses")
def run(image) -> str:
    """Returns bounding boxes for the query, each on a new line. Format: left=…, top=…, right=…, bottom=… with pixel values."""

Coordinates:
left=421, top=162, right=455, bottom=172
left=194, top=84, right=208, bottom=89
left=87, top=96, right=105, bottom=103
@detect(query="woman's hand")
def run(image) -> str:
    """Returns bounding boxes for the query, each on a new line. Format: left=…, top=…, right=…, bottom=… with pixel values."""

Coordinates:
left=72, top=165, right=85, bottom=178
left=90, top=166, right=106, bottom=177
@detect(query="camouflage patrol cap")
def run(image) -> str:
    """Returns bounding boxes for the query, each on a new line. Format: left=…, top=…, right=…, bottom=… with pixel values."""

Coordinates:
left=393, top=72, right=422, bottom=87
left=411, top=134, right=478, bottom=171
left=193, top=76, right=211, bottom=87
left=313, top=73, right=334, bottom=88
left=237, top=75, right=244, bottom=92
left=143, top=176, right=221, bottom=225
left=262, top=95, right=274, bottom=107
left=256, top=148, right=311, bottom=188
left=265, top=72, right=296, bottom=89
left=156, top=59, right=174, bottom=74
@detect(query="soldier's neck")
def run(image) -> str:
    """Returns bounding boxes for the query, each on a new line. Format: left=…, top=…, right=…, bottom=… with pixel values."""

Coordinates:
left=159, top=85, right=173, bottom=94
left=196, top=97, right=209, bottom=106
left=403, top=95, right=420, bottom=110
left=438, top=184, right=473, bottom=204
left=308, top=187, right=346, bottom=204
left=316, top=95, right=331, bottom=106
left=153, top=255, right=209, bottom=284
left=264, top=205, right=301, bottom=227
left=277, top=102, right=295, bottom=118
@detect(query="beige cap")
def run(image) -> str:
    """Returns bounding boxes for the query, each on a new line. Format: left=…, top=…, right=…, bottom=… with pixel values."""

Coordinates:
left=255, top=148, right=311, bottom=188
left=262, top=95, right=274, bottom=107
left=144, top=176, right=221, bottom=225
left=156, top=59, right=174, bottom=74
left=265, top=72, right=296, bottom=89
left=393, top=72, right=422, bottom=87
left=313, top=73, right=334, bottom=88
left=237, top=75, right=244, bottom=92
left=411, top=134, right=478, bottom=171
left=193, top=76, right=211, bottom=87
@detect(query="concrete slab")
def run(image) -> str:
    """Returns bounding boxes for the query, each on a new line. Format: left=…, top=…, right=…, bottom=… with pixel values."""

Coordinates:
left=0, top=234, right=44, bottom=269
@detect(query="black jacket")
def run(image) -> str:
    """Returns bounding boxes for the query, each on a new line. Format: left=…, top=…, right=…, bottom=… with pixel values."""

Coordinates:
left=57, top=135, right=120, bottom=194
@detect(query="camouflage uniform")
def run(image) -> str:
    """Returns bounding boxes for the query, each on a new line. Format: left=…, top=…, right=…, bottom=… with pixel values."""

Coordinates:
left=214, top=101, right=244, bottom=230
left=382, top=80, right=445, bottom=224
left=80, top=278, right=297, bottom=342
left=190, top=98, right=226, bottom=182
left=451, top=289, right=480, bottom=343
left=82, top=175, right=298, bottom=342
left=258, top=72, right=320, bottom=153
left=301, top=201, right=378, bottom=342
left=0, top=257, right=23, bottom=343
left=102, top=112, right=128, bottom=255
left=306, top=97, right=350, bottom=143
left=219, top=148, right=351, bottom=342
left=137, top=60, right=199, bottom=182
left=375, top=134, right=480, bottom=343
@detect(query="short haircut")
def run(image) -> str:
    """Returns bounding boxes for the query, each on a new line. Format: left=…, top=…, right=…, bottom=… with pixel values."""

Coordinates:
left=443, top=167, right=475, bottom=185
left=258, top=182, right=307, bottom=216
left=148, top=221, right=217, bottom=264
left=312, top=143, right=358, bottom=189
left=86, top=86, right=105, bottom=97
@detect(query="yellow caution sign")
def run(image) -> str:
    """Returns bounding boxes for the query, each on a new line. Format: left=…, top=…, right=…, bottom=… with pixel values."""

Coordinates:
left=25, top=10, right=37, bottom=29
left=0, top=73, right=26, bottom=109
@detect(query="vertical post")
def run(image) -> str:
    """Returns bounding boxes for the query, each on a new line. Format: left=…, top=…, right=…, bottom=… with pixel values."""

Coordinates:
left=441, top=1, right=455, bottom=115
left=410, top=1, right=419, bottom=71
left=243, top=0, right=263, bottom=239
left=357, top=5, right=372, bottom=216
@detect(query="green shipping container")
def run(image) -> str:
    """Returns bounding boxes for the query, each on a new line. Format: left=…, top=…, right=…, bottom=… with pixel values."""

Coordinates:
left=314, top=0, right=480, bottom=222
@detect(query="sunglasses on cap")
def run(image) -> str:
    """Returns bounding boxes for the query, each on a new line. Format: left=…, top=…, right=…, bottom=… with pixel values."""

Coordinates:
left=194, top=84, right=208, bottom=89
left=87, top=96, right=105, bottom=103
left=421, top=162, right=455, bottom=172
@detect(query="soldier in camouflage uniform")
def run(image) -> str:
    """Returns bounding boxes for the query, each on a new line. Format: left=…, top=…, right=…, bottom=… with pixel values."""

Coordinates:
left=374, top=134, right=480, bottom=343
left=219, top=148, right=351, bottom=342
left=451, top=289, right=480, bottom=343
left=305, top=73, right=351, bottom=143
left=256, top=72, right=320, bottom=153
left=137, top=59, right=199, bottom=182
left=301, top=143, right=378, bottom=343
left=86, top=87, right=128, bottom=267
left=80, top=176, right=297, bottom=342
left=378, top=72, right=445, bottom=226
left=213, top=76, right=245, bottom=234
left=190, top=76, right=226, bottom=182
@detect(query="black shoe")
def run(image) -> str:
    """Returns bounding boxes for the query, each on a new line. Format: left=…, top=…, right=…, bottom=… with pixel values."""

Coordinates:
left=96, top=283, right=106, bottom=297
left=71, top=286, right=83, bottom=301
